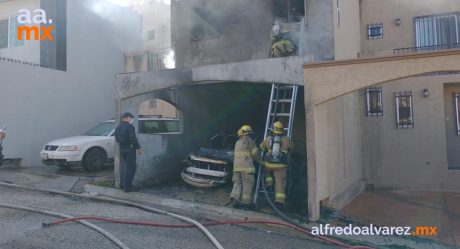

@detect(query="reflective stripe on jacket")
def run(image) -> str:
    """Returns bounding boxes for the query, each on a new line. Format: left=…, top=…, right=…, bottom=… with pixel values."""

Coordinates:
left=233, top=135, right=260, bottom=173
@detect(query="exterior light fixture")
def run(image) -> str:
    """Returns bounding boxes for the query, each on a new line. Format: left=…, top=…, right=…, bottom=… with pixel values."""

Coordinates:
left=395, top=18, right=401, bottom=26
left=423, top=89, right=429, bottom=97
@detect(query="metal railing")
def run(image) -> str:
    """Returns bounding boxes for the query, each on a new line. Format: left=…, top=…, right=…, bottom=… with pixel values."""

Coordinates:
left=393, top=43, right=460, bottom=55
left=0, top=56, right=41, bottom=67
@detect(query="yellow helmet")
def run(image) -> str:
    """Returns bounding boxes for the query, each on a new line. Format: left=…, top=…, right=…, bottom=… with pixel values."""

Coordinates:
left=237, top=125, right=253, bottom=137
left=272, top=121, right=284, bottom=135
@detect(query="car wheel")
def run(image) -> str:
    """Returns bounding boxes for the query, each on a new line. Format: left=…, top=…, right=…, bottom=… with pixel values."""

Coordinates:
left=83, top=148, right=107, bottom=171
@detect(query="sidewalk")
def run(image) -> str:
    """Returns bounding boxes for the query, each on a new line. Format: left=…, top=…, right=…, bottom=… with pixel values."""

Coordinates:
left=0, top=165, right=455, bottom=249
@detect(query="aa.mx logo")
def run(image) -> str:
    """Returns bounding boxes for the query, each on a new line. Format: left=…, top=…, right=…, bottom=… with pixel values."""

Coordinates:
left=17, top=9, right=54, bottom=41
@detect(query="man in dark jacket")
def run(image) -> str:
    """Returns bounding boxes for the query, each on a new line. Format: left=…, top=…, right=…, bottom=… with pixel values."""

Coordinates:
left=115, top=112, right=141, bottom=192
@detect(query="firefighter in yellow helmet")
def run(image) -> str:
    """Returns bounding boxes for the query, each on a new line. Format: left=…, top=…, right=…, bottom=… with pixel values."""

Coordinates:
left=230, top=125, right=260, bottom=209
left=260, top=121, right=294, bottom=210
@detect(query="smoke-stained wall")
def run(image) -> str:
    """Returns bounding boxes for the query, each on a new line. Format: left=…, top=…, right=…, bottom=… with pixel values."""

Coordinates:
left=171, top=0, right=335, bottom=68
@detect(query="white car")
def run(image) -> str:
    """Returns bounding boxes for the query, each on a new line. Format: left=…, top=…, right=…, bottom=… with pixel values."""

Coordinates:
left=40, top=118, right=180, bottom=171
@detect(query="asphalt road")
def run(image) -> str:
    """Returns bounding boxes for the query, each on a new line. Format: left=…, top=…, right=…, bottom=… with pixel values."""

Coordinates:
left=0, top=185, right=339, bottom=249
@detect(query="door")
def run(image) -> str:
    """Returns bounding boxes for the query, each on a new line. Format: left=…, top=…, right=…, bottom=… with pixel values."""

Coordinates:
left=444, top=85, right=460, bottom=169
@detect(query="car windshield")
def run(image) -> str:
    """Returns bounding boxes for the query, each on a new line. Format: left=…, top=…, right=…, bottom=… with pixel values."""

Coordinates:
left=82, top=122, right=115, bottom=136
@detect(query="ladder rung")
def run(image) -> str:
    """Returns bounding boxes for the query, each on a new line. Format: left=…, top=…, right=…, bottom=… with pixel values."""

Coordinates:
left=270, top=113, right=290, bottom=116
left=272, top=99, right=292, bottom=103
left=277, top=86, right=295, bottom=90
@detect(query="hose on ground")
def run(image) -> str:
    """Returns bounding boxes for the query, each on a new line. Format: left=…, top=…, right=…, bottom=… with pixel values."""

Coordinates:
left=0, top=181, right=224, bottom=249
left=0, top=203, right=129, bottom=249
left=46, top=216, right=376, bottom=249
left=259, top=170, right=376, bottom=249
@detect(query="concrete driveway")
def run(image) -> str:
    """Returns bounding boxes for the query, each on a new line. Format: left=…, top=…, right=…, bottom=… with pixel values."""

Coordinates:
left=337, top=189, right=460, bottom=247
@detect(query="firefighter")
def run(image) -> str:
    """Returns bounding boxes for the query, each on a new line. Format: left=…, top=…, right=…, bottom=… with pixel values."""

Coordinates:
left=230, top=125, right=260, bottom=209
left=270, top=37, right=297, bottom=58
left=260, top=121, right=294, bottom=210
left=269, top=21, right=297, bottom=58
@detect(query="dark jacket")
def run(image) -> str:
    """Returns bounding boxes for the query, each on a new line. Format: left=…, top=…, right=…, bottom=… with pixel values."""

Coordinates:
left=115, top=121, right=140, bottom=151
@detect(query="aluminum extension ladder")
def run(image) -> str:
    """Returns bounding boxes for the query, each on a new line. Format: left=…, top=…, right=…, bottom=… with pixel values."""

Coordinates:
left=253, top=83, right=298, bottom=207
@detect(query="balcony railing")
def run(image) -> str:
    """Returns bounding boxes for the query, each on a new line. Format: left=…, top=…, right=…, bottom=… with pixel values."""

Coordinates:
left=0, top=57, right=40, bottom=67
left=393, top=43, right=460, bottom=55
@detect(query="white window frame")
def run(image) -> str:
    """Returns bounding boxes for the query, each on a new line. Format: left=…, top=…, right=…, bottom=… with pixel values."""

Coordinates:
left=415, top=14, right=459, bottom=47
left=455, top=93, right=460, bottom=135
left=368, top=23, right=383, bottom=39
left=395, top=91, right=414, bottom=129
left=366, top=87, right=383, bottom=116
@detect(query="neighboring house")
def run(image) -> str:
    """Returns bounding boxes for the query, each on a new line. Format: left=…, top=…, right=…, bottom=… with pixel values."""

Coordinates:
left=303, top=0, right=460, bottom=220
left=125, top=0, right=173, bottom=72
left=358, top=0, right=460, bottom=181
left=0, top=0, right=141, bottom=166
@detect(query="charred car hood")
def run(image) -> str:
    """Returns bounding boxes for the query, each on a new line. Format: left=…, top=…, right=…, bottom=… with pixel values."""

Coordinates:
left=193, top=147, right=234, bottom=163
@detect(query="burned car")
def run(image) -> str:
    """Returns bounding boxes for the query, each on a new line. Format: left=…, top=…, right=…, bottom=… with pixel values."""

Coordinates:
left=181, top=134, right=238, bottom=188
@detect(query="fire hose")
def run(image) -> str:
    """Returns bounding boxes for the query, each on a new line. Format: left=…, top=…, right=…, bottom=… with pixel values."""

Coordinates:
left=0, top=181, right=224, bottom=249
left=0, top=203, right=129, bottom=249
left=0, top=181, right=375, bottom=248
left=259, top=167, right=376, bottom=249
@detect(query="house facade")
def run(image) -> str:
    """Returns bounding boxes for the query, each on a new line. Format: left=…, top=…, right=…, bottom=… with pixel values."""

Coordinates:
left=0, top=0, right=141, bottom=166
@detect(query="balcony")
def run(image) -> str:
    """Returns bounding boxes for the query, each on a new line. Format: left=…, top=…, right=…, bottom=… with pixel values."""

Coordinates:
left=394, top=43, right=460, bottom=55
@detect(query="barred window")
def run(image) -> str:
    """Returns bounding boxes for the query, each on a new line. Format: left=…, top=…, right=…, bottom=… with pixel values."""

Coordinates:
left=395, top=91, right=414, bottom=129
left=368, top=23, right=383, bottom=39
left=455, top=93, right=460, bottom=135
left=366, top=87, right=383, bottom=116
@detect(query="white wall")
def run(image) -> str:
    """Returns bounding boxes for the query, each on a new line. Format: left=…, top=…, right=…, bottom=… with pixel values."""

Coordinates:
left=0, top=0, right=40, bottom=64
left=0, top=0, right=141, bottom=166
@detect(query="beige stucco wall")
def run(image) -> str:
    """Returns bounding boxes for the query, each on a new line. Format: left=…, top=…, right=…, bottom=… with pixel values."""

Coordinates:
left=315, top=91, right=364, bottom=209
left=360, top=0, right=460, bottom=56
left=0, top=0, right=40, bottom=64
left=138, top=98, right=178, bottom=118
left=304, top=50, right=460, bottom=220
left=333, top=0, right=361, bottom=59
left=362, top=74, right=460, bottom=191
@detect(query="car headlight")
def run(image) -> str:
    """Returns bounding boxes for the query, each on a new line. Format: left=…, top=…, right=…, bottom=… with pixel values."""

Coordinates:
left=58, top=145, right=79, bottom=151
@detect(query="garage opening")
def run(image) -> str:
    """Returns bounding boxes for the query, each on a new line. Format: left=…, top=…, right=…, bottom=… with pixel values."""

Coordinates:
left=139, top=82, right=308, bottom=217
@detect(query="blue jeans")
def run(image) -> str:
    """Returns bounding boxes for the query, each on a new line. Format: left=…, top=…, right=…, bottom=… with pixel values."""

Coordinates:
left=120, top=149, right=137, bottom=190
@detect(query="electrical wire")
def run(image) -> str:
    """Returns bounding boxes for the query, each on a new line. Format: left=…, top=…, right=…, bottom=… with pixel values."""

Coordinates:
left=0, top=181, right=224, bottom=249
left=0, top=203, right=129, bottom=249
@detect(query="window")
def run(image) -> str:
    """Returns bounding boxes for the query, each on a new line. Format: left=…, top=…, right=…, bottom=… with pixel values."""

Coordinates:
left=395, top=91, right=414, bottom=129
left=138, top=119, right=180, bottom=134
left=0, top=16, right=24, bottom=49
left=147, top=51, right=163, bottom=71
left=147, top=30, right=154, bottom=41
left=9, top=17, right=24, bottom=47
left=0, top=19, right=8, bottom=49
left=415, top=14, right=459, bottom=48
left=368, top=23, right=383, bottom=39
left=366, top=87, right=383, bottom=116
left=455, top=93, right=460, bottom=135
left=149, top=99, right=157, bottom=109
